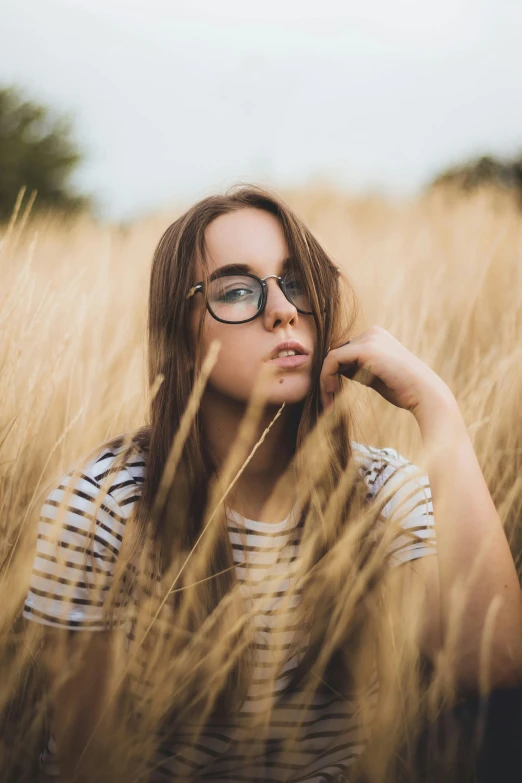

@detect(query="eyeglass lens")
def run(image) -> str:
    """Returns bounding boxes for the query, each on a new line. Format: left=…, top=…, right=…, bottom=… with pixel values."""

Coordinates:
left=207, top=273, right=312, bottom=323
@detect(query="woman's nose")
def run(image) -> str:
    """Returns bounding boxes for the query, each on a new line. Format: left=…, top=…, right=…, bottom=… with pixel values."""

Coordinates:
left=265, top=276, right=294, bottom=307
left=263, top=277, right=297, bottom=325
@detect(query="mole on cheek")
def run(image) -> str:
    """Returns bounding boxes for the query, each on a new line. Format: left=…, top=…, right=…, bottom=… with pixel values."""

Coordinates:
left=279, top=379, right=284, bottom=384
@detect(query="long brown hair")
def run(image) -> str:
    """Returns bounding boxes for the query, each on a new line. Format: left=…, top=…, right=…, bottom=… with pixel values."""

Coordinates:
left=106, top=184, right=385, bottom=731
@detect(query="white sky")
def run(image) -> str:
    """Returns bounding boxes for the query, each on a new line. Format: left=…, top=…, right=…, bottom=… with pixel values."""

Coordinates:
left=2, top=0, right=522, bottom=220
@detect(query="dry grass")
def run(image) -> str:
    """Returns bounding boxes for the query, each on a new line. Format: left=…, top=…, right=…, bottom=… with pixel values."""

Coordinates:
left=1, top=184, right=521, bottom=781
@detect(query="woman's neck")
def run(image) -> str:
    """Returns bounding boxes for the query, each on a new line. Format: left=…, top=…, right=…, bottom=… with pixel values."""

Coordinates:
left=199, top=387, right=299, bottom=522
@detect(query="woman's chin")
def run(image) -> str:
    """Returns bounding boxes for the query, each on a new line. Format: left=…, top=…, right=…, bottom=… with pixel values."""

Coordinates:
left=212, top=370, right=311, bottom=407
left=260, top=379, right=310, bottom=407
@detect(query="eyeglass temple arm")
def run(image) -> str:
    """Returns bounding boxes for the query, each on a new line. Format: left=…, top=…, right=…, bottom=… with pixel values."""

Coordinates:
left=186, top=283, right=203, bottom=299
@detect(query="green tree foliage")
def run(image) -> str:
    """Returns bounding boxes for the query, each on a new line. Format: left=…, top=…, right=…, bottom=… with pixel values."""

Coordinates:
left=0, top=85, right=91, bottom=222
left=432, top=154, right=522, bottom=206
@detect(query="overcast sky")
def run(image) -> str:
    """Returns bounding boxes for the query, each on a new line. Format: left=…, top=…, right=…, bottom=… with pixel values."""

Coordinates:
left=2, top=0, right=522, bottom=221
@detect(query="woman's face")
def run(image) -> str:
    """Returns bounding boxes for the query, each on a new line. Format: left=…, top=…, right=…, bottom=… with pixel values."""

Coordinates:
left=190, top=207, right=317, bottom=406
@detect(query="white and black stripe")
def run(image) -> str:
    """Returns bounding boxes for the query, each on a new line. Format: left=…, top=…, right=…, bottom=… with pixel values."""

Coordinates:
left=23, top=440, right=436, bottom=782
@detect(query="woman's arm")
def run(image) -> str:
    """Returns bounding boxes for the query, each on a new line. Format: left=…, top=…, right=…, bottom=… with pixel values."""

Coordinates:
left=42, top=627, right=117, bottom=782
left=408, top=390, right=522, bottom=692
left=321, top=325, right=522, bottom=693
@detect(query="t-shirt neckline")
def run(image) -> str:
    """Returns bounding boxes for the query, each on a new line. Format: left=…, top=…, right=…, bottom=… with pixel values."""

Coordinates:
left=225, top=502, right=300, bottom=533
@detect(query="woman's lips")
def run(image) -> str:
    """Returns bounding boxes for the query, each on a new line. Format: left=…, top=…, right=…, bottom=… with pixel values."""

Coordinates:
left=267, top=354, right=310, bottom=368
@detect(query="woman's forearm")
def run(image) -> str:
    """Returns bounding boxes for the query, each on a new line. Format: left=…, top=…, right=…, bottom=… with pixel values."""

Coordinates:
left=43, top=629, right=117, bottom=782
left=413, top=389, right=522, bottom=690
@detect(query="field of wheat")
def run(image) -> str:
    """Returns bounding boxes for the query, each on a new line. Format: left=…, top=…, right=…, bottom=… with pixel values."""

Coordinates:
left=1, top=184, right=521, bottom=782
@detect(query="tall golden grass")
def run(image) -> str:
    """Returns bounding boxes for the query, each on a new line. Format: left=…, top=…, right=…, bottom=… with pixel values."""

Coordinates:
left=1, top=184, right=521, bottom=782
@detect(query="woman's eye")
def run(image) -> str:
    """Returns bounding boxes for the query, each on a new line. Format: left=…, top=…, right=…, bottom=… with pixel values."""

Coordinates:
left=285, top=278, right=303, bottom=292
left=220, top=287, right=252, bottom=301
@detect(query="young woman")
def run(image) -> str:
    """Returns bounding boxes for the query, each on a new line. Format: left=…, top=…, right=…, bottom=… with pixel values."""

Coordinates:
left=23, top=185, right=521, bottom=783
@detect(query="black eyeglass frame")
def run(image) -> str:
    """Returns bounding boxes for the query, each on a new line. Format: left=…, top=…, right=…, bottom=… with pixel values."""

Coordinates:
left=186, top=271, right=318, bottom=325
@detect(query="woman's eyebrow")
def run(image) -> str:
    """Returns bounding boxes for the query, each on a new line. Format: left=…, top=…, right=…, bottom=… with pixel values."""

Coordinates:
left=210, top=258, right=293, bottom=278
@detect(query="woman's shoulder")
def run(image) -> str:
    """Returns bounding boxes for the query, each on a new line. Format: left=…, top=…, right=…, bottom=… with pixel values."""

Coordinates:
left=350, top=439, right=410, bottom=476
left=48, top=433, right=148, bottom=520
left=82, top=434, right=147, bottom=503
left=350, top=440, right=423, bottom=500
left=350, top=440, right=436, bottom=566
left=23, top=434, right=148, bottom=631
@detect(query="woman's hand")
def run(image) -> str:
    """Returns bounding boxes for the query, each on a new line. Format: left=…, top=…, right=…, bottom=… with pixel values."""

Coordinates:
left=320, top=325, right=455, bottom=414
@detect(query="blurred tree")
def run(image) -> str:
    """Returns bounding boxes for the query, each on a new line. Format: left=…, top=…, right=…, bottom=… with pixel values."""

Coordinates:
left=0, top=85, right=92, bottom=223
left=431, top=154, right=522, bottom=206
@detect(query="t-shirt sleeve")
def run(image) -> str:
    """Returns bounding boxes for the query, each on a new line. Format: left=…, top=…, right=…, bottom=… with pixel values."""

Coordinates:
left=361, top=445, right=437, bottom=569
left=23, top=454, right=130, bottom=631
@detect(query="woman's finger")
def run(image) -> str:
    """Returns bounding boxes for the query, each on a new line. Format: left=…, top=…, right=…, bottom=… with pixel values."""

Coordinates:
left=320, top=340, right=359, bottom=395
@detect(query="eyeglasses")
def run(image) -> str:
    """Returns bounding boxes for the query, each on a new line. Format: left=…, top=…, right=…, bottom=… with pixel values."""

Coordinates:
left=186, top=271, right=315, bottom=324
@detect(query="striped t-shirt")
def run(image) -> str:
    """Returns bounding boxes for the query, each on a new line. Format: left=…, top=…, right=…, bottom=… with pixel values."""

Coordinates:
left=23, top=440, right=437, bottom=782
